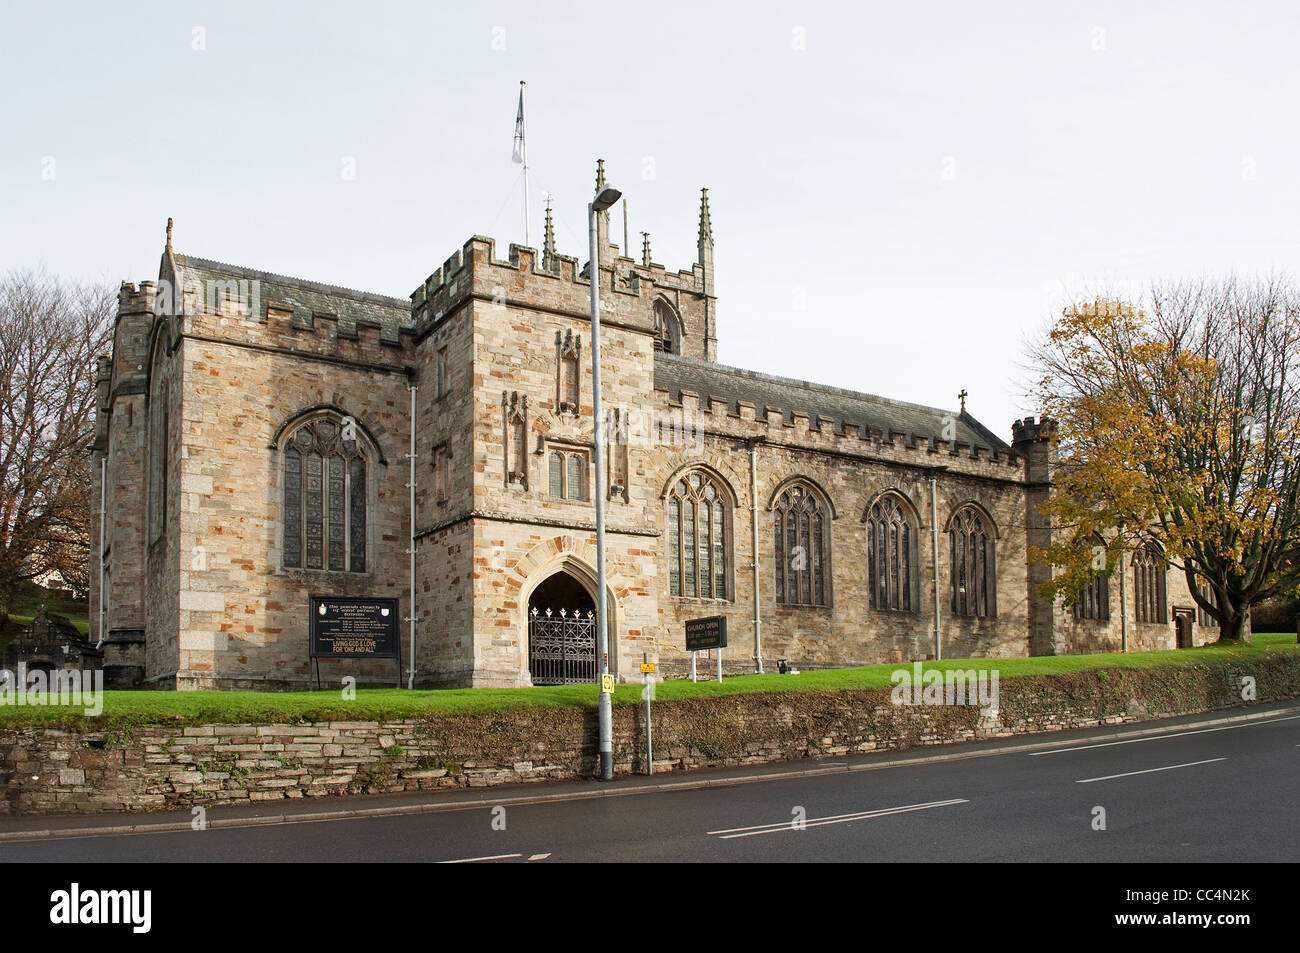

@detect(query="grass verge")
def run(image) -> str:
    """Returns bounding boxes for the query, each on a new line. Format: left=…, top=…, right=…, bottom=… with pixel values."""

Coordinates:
left=0, top=633, right=1294, bottom=732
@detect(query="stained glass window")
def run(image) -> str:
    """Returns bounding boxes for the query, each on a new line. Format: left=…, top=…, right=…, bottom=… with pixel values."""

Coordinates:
left=282, top=417, right=368, bottom=573
left=866, top=493, right=916, bottom=612
left=774, top=483, right=830, bottom=607
left=949, top=506, right=996, bottom=618
left=667, top=471, right=729, bottom=599
left=1133, top=544, right=1166, bottom=623
left=1073, top=537, right=1110, bottom=621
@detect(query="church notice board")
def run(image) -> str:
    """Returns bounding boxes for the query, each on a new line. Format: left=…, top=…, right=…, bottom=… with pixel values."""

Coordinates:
left=309, top=596, right=401, bottom=688
left=685, top=615, right=728, bottom=652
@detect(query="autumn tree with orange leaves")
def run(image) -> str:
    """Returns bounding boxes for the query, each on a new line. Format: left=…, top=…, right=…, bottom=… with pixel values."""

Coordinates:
left=1028, top=276, right=1300, bottom=643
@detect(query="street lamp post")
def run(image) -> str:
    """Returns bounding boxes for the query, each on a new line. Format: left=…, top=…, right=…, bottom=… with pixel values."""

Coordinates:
left=589, top=177, right=622, bottom=782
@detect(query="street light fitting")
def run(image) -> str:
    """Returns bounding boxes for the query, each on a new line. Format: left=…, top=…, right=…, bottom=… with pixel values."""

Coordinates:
left=592, top=186, right=622, bottom=212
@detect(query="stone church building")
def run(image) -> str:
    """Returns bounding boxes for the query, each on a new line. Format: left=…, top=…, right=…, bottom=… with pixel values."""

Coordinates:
left=89, top=163, right=1220, bottom=690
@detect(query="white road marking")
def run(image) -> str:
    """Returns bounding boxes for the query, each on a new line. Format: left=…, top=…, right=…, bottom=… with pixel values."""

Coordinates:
left=1076, top=758, right=1227, bottom=784
left=707, top=798, right=969, bottom=839
left=1031, top=714, right=1300, bottom=757
left=527, top=853, right=551, bottom=861
left=439, top=853, right=522, bottom=863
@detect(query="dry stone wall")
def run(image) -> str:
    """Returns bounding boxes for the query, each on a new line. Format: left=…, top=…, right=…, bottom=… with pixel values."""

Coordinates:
left=3, top=654, right=1295, bottom=815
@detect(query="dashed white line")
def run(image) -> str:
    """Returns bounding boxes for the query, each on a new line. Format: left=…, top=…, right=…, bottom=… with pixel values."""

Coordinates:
left=1076, top=758, right=1227, bottom=784
left=707, top=798, right=969, bottom=839
left=439, top=853, right=522, bottom=863
left=527, top=853, right=551, bottom=861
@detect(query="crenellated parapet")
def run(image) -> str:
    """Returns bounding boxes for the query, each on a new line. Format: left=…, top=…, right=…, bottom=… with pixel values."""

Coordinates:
left=1011, top=415, right=1059, bottom=447
left=654, top=354, right=1025, bottom=480
left=410, top=235, right=712, bottom=330
left=410, top=164, right=718, bottom=362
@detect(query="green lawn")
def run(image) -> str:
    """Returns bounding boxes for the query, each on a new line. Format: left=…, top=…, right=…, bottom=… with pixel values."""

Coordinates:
left=0, top=633, right=1294, bottom=731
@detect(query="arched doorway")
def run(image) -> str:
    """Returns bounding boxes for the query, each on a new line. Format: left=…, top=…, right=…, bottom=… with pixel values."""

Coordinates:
left=527, top=572, right=597, bottom=685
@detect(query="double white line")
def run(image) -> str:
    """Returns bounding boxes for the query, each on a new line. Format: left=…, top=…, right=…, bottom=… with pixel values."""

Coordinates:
left=707, top=798, right=969, bottom=840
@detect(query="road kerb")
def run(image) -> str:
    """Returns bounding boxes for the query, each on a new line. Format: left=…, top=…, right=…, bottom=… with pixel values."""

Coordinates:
left=2, top=701, right=1296, bottom=843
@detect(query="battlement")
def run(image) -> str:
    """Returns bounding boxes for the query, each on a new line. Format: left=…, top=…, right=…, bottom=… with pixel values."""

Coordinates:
left=1011, top=416, right=1058, bottom=447
left=655, top=354, right=1024, bottom=475
left=117, top=280, right=156, bottom=318
left=411, top=168, right=717, bottom=342
left=410, top=233, right=711, bottom=335
left=149, top=252, right=418, bottom=350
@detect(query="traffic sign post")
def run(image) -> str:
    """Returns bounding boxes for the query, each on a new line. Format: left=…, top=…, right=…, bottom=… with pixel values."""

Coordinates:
left=641, top=653, right=654, bottom=775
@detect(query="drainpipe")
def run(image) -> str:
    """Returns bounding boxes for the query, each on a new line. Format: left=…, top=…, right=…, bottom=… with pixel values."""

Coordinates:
left=96, top=454, right=107, bottom=650
left=406, top=383, right=418, bottom=689
left=930, top=475, right=941, bottom=661
left=749, top=439, right=763, bottom=673
left=1119, top=552, right=1127, bottom=653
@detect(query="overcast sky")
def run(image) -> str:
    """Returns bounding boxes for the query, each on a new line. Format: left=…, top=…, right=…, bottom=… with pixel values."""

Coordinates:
left=3, top=1, right=1297, bottom=440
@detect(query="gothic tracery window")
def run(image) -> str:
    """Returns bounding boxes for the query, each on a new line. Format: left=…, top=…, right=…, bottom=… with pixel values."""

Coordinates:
left=282, top=417, right=367, bottom=573
left=1133, top=544, right=1166, bottom=624
left=667, top=470, right=729, bottom=600
left=774, top=483, right=830, bottom=607
left=865, top=492, right=918, bottom=612
left=950, top=505, right=996, bottom=618
left=1196, top=581, right=1219, bottom=627
left=1073, top=536, right=1110, bottom=621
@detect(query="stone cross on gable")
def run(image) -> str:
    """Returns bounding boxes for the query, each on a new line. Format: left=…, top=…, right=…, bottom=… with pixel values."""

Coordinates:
left=958, top=389, right=968, bottom=413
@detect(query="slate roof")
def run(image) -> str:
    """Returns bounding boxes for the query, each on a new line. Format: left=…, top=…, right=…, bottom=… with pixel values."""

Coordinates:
left=655, top=353, right=1011, bottom=453
left=173, top=254, right=412, bottom=339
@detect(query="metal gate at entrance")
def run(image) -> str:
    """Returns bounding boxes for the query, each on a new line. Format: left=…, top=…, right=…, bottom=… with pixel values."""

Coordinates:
left=528, top=571, right=599, bottom=685
left=528, top=607, right=598, bottom=685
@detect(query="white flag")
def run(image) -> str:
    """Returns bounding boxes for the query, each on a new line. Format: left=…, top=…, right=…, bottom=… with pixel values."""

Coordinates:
left=512, top=87, right=525, bottom=164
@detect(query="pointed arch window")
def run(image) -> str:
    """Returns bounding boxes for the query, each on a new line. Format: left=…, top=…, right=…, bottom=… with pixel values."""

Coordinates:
left=1133, top=544, right=1166, bottom=624
left=866, top=493, right=918, bottom=612
left=667, top=471, right=730, bottom=600
left=1196, top=582, right=1219, bottom=628
left=1073, top=537, right=1110, bottom=621
left=148, top=376, right=169, bottom=542
left=282, top=417, right=368, bottom=573
left=950, top=506, right=996, bottom=618
left=653, top=300, right=681, bottom=355
left=774, top=483, right=830, bottom=607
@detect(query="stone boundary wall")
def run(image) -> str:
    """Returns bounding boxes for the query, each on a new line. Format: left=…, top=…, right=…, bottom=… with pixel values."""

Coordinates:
left=2, top=655, right=1297, bottom=814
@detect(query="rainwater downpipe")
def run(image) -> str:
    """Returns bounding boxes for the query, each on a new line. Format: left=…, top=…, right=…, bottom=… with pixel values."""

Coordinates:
left=1119, top=552, right=1127, bottom=653
left=407, top=383, right=418, bottom=689
left=931, top=474, right=941, bottom=661
left=96, top=454, right=106, bottom=650
left=750, top=439, right=763, bottom=673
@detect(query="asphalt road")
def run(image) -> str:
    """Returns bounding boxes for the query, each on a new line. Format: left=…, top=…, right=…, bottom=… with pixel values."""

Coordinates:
left=4, top=708, right=1297, bottom=862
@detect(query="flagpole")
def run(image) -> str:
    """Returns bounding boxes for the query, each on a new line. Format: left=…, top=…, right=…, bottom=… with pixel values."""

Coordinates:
left=520, top=80, right=530, bottom=248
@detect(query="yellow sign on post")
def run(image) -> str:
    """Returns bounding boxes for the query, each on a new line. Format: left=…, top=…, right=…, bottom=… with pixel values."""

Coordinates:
left=640, top=662, right=656, bottom=674
left=601, top=674, right=615, bottom=694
